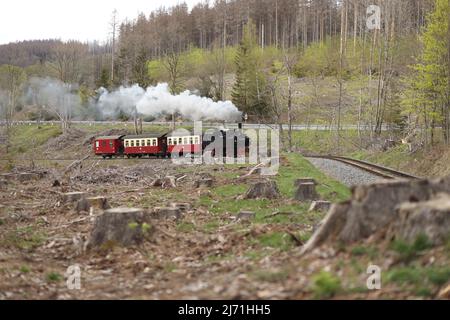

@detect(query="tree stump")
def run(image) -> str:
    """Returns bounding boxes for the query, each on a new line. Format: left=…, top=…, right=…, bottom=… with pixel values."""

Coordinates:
left=170, top=203, right=192, bottom=212
left=88, top=208, right=152, bottom=248
left=162, top=176, right=177, bottom=188
left=294, top=183, right=319, bottom=201
left=194, top=178, right=214, bottom=188
left=153, top=207, right=182, bottom=220
left=63, top=192, right=86, bottom=203
left=294, top=178, right=317, bottom=187
left=75, top=196, right=110, bottom=213
left=244, top=180, right=280, bottom=199
left=388, top=195, right=450, bottom=246
left=236, top=211, right=256, bottom=221
left=150, top=178, right=163, bottom=187
left=309, top=201, right=332, bottom=212
left=86, top=197, right=110, bottom=210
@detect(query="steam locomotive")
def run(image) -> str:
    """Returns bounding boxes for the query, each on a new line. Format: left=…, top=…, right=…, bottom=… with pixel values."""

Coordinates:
left=93, top=128, right=250, bottom=159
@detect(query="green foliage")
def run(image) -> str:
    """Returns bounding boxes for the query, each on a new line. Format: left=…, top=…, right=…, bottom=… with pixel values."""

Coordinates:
left=19, top=266, right=30, bottom=274
left=2, top=226, right=46, bottom=250
left=255, top=232, right=294, bottom=251
left=390, top=234, right=432, bottom=262
left=402, top=0, right=450, bottom=135
left=96, top=68, right=110, bottom=89
left=311, top=271, right=342, bottom=299
left=231, top=19, right=269, bottom=118
left=46, top=272, right=62, bottom=283
left=386, top=265, right=450, bottom=291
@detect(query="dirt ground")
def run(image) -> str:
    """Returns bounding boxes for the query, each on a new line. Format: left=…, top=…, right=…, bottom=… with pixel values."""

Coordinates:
left=0, top=127, right=449, bottom=300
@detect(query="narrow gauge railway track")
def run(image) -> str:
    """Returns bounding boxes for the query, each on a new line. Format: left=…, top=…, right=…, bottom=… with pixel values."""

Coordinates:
left=307, top=155, right=421, bottom=180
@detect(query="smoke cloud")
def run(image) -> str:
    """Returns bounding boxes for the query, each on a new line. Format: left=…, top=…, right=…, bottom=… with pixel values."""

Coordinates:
left=20, top=79, right=242, bottom=122
left=97, top=83, right=242, bottom=122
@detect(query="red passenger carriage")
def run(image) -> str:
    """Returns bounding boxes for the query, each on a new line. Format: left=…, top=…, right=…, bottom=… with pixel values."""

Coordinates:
left=93, top=135, right=125, bottom=159
left=123, top=133, right=168, bottom=158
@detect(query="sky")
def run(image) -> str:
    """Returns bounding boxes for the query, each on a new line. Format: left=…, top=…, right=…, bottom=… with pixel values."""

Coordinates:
left=0, top=0, right=199, bottom=45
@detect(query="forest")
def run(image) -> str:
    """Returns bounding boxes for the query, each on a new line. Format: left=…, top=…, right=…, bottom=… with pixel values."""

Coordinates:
left=0, top=0, right=449, bottom=149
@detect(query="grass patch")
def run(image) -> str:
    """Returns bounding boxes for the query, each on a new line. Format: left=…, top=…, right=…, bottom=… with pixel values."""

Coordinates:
left=311, top=271, right=342, bottom=299
left=251, top=269, right=289, bottom=283
left=386, top=266, right=450, bottom=290
left=390, top=234, right=432, bottom=262
left=176, top=222, right=196, bottom=233
left=254, top=232, right=294, bottom=251
left=46, top=272, right=62, bottom=283
left=1, top=226, right=46, bottom=250
left=19, top=265, right=31, bottom=274
left=350, top=245, right=379, bottom=259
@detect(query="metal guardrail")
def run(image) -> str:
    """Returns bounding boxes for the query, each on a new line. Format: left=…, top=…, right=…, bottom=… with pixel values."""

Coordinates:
left=0, top=120, right=397, bottom=131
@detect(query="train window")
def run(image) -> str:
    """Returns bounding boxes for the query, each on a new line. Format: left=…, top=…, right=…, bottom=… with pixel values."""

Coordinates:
left=183, top=137, right=188, bottom=145
left=96, top=141, right=99, bottom=148
left=194, top=137, right=199, bottom=144
left=189, top=137, right=193, bottom=144
left=153, top=139, right=158, bottom=146
left=125, top=141, right=129, bottom=147
left=141, top=140, right=145, bottom=146
left=178, top=138, right=183, bottom=145
left=110, top=141, right=114, bottom=148
left=168, top=138, right=172, bottom=145
left=173, top=139, right=177, bottom=145
left=131, top=140, right=134, bottom=147
left=147, top=140, right=151, bottom=146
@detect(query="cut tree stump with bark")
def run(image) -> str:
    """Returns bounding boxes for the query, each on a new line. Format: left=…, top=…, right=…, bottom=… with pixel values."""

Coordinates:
left=76, top=196, right=110, bottom=213
left=88, top=208, right=153, bottom=248
left=294, top=183, right=319, bottom=201
left=194, top=178, right=214, bottom=188
left=170, top=203, right=192, bottom=212
left=244, top=180, right=280, bottom=199
left=388, top=194, right=450, bottom=246
left=153, top=207, right=182, bottom=220
left=309, top=201, right=332, bottom=212
left=301, top=176, right=450, bottom=254
left=162, top=176, right=177, bottom=188
left=63, top=192, right=86, bottom=203
left=236, top=211, right=256, bottom=221
left=294, top=178, right=317, bottom=187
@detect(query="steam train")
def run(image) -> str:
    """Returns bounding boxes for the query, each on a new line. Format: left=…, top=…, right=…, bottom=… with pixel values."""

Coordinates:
left=93, top=128, right=249, bottom=159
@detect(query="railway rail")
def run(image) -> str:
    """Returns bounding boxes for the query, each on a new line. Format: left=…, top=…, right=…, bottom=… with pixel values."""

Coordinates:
left=307, top=155, right=421, bottom=180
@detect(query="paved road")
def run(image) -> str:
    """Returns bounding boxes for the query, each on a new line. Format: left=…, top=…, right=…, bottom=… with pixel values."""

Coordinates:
left=0, top=120, right=394, bottom=131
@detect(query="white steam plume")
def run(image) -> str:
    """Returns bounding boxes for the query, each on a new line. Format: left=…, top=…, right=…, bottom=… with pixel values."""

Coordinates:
left=98, top=83, right=242, bottom=122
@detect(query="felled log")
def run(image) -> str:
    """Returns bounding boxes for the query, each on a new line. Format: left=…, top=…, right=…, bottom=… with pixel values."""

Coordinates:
left=88, top=208, right=152, bottom=248
left=294, top=183, right=319, bottom=201
left=244, top=180, right=280, bottom=200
